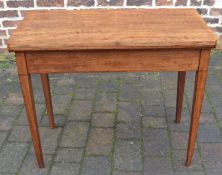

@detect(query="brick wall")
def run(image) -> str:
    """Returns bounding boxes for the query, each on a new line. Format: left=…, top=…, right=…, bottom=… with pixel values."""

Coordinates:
left=0, top=0, right=222, bottom=52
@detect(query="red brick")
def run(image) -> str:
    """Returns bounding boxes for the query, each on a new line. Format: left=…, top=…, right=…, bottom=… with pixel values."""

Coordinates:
left=196, top=8, right=208, bottom=15
left=36, top=0, right=64, bottom=7
left=175, top=0, right=187, bottom=6
left=203, top=17, right=219, bottom=24
left=7, top=0, right=34, bottom=8
left=2, top=20, right=21, bottom=28
left=127, top=0, right=152, bottom=6
left=210, top=26, right=222, bottom=33
left=0, top=1, right=4, bottom=8
left=67, top=0, right=94, bottom=6
left=190, top=0, right=202, bottom=6
left=210, top=8, right=222, bottom=16
left=0, top=48, right=8, bottom=53
left=203, top=0, right=215, bottom=6
left=0, top=10, right=19, bottom=18
left=8, top=29, right=16, bottom=36
left=0, top=30, right=7, bottom=37
left=156, top=0, right=173, bottom=6
left=216, top=34, right=222, bottom=50
left=98, top=0, right=124, bottom=6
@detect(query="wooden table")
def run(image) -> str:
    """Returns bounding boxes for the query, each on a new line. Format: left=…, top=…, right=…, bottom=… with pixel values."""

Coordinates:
left=8, top=9, right=217, bottom=168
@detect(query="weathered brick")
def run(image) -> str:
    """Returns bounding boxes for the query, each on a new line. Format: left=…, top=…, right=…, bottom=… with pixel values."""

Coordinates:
left=87, top=128, right=113, bottom=155
left=117, top=102, right=141, bottom=122
left=55, top=148, right=83, bottom=163
left=143, top=128, right=170, bottom=156
left=204, top=161, right=222, bottom=175
left=203, top=0, right=215, bottom=5
left=113, top=172, right=142, bottom=175
left=0, top=30, right=7, bottom=37
left=0, top=1, right=4, bottom=8
left=116, top=122, right=141, bottom=139
left=0, top=132, right=7, bottom=148
left=142, top=90, right=163, bottom=106
left=98, top=81, right=118, bottom=92
left=211, top=26, right=222, bottom=33
left=175, top=0, right=187, bottom=6
left=20, top=154, right=52, bottom=175
left=201, top=143, right=222, bottom=162
left=2, top=20, right=21, bottom=28
left=8, top=125, right=30, bottom=142
left=210, top=8, right=222, bottom=16
left=60, top=122, right=89, bottom=147
left=0, top=10, right=19, bottom=18
left=120, top=83, right=141, bottom=102
left=75, top=88, right=96, bottom=100
left=37, top=0, right=64, bottom=7
left=5, top=92, right=23, bottom=105
left=50, top=162, right=80, bottom=175
left=16, top=104, right=44, bottom=125
left=91, top=112, right=115, bottom=128
left=7, top=29, right=15, bottom=36
left=171, top=131, right=195, bottom=149
left=190, top=0, right=202, bottom=6
left=199, top=112, right=215, bottom=124
left=41, top=114, right=66, bottom=127
left=174, top=159, right=203, bottom=171
left=173, top=150, right=203, bottom=171
left=82, top=156, right=111, bottom=175
left=95, top=92, right=117, bottom=112
left=67, top=0, right=94, bottom=6
left=68, top=100, right=93, bottom=121
left=114, top=140, right=142, bottom=171
left=30, top=127, right=62, bottom=154
left=0, top=143, right=29, bottom=173
left=156, top=0, right=173, bottom=6
left=127, top=0, right=152, bottom=6
left=97, top=0, right=124, bottom=6
left=143, top=105, right=165, bottom=117
left=0, top=117, right=15, bottom=131
left=144, top=157, right=173, bottom=175
left=198, top=124, right=222, bottom=142
left=7, top=0, right=34, bottom=8
left=143, top=117, right=167, bottom=128
left=204, top=17, right=219, bottom=24
left=174, top=171, right=205, bottom=175
left=196, top=8, right=208, bottom=15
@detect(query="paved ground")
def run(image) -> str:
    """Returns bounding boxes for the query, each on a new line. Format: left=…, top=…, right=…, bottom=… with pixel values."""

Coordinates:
left=0, top=51, right=222, bottom=175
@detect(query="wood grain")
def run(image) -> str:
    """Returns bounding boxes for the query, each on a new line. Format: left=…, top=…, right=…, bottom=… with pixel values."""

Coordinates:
left=8, top=9, right=217, bottom=51
left=186, top=50, right=209, bottom=166
left=41, top=74, right=55, bottom=129
left=175, top=71, right=186, bottom=124
left=16, top=53, right=44, bottom=168
left=25, top=49, right=200, bottom=73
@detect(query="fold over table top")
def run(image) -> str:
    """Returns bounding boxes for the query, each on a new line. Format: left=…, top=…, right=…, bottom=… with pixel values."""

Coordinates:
left=8, top=9, right=217, bottom=52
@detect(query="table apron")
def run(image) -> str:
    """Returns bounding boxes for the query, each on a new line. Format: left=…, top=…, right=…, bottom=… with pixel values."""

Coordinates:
left=25, top=49, right=200, bottom=74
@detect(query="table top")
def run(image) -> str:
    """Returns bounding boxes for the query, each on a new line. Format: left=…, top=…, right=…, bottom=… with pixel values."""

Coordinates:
left=8, top=9, right=217, bottom=52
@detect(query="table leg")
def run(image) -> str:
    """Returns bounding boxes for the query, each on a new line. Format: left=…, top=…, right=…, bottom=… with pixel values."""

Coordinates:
left=175, top=71, right=186, bottom=124
left=41, top=74, right=55, bottom=129
left=18, top=74, right=44, bottom=168
left=186, top=70, right=208, bottom=166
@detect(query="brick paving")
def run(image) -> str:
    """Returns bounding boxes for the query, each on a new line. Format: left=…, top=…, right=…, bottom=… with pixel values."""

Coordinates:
left=0, top=51, right=222, bottom=175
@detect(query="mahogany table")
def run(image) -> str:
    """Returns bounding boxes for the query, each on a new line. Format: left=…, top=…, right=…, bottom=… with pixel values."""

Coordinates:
left=7, top=9, right=217, bottom=168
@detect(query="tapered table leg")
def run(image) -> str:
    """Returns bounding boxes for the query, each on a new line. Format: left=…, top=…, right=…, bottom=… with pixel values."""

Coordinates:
left=41, top=74, right=55, bottom=129
left=175, top=71, right=186, bottom=124
left=19, top=74, right=44, bottom=168
left=186, top=70, right=208, bottom=166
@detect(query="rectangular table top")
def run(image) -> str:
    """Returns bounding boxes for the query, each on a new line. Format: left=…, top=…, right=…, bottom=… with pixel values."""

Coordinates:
left=8, top=9, right=217, bottom=52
